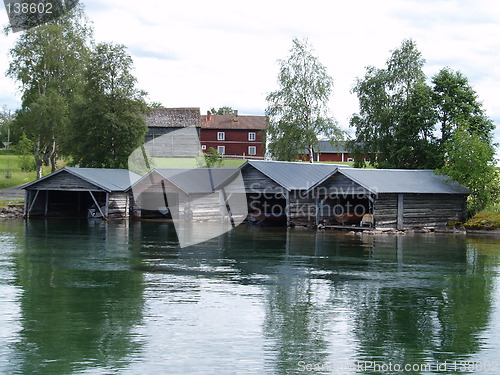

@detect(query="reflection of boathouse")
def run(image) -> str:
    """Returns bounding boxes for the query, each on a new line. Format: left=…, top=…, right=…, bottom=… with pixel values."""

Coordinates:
left=240, top=161, right=469, bottom=229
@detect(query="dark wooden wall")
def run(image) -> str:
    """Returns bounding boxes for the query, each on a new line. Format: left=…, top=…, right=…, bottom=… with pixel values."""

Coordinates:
left=27, top=170, right=100, bottom=191
left=241, top=166, right=284, bottom=193
left=373, top=193, right=467, bottom=228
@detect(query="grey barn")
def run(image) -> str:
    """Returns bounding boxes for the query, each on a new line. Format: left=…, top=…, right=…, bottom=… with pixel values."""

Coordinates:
left=23, top=167, right=139, bottom=219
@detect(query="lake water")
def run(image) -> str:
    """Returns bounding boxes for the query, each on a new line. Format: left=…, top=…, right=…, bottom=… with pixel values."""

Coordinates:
left=1, top=219, right=500, bottom=374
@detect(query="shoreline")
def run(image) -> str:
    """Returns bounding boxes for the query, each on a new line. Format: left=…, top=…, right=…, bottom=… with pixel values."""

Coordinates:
left=1, top=210, right=499, bottom=236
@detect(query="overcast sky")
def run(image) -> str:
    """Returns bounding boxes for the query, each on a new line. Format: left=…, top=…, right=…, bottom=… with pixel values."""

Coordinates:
left=1, top=0, right=499, bottom=158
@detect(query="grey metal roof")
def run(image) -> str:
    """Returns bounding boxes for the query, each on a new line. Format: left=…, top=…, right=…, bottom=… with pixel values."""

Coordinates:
left=23, top=167, right=140, bottom=192
left=315, top=141, right=349, bottom=154
left=244, top=160, right=348, bottom=191
left=155, top=168, right=239, bottom=194
left=336, top=169, right=470, bottom=194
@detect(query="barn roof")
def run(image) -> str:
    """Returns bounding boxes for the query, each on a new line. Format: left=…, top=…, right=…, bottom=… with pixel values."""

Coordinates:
left=147, top=108, right=201, bottom=128
left=242, top=160, right=347, bottom=191
left=23, top=167, right=141, bottom=192
left=201, top=114, right=267, bottom=130
left=334, top=169, right=470, bottom=194
left=140, top=168, right=240, bottom=194
left=312, top=141, right=349, bottom=154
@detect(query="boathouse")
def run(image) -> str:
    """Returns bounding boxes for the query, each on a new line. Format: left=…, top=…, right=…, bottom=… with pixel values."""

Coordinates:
left=23, top=168, right=140, bottom=219
left=311, top=168, right=470, bottom=229
left=239, top=160, right=344, bottom=225
left=129, top=168, right=247, bottom=222
left=239, top=161, right=469, bottom=228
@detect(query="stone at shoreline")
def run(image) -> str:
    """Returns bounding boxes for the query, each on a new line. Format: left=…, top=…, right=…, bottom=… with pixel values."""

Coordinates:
left=0, top=206, right=24, bottom=219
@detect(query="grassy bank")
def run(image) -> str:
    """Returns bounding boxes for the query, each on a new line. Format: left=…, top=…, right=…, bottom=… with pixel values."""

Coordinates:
left=465, top=203, right=500, bottom=230
left=0, top=153, right=66, bottom=189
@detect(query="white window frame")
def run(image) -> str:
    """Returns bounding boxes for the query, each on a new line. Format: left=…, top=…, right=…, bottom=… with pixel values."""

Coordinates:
left=248, top=146, right=256, bottom=155
left=248, top=132, right=256, bottom=141
left=217, top=146, right=225, bottom=155
left=347, top=157, right=354, bottom=162
left=217, top=132, right=225, bottom=141
left=201, top=145, right=206, bottom=150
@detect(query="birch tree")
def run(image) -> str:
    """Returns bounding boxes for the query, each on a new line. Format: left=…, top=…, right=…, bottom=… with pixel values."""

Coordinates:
left=265, top=38, right=343, bottom=162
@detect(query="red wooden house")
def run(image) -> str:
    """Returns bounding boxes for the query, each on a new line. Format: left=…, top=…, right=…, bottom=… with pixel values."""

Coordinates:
left=200, top=110, right=267, bottom=158
left=145, top=108, right=267, bottom=159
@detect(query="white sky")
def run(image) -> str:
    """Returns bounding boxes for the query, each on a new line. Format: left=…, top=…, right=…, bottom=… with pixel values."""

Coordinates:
left=1, top=0, right=499, bottom=159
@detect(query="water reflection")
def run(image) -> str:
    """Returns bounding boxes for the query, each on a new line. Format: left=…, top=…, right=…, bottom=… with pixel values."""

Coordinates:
left=222, top=228, right=497, bottom=374
left=0, top=220, right=499, bottom=374
left=11, top=219, right=145, bottom=375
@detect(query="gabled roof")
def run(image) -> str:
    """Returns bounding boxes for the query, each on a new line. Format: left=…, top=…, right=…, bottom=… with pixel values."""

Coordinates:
left=138, top=168, right=240, bottom=194
left=242, top=160, right=347, bottom=191
left=23, top=167, right=140, bottom=192
left=201, top=114, right=267, bottom=130
left=147, top=108, right=201, bottom=128
left=334, top=169, right=470, bottom=194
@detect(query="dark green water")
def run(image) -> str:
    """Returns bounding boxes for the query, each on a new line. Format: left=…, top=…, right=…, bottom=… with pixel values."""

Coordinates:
left=1, top=219, right=500, bottom=374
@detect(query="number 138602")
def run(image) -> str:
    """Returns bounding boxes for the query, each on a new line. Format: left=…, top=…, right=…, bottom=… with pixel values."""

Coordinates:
left=6, top=2, right=53, bottom=15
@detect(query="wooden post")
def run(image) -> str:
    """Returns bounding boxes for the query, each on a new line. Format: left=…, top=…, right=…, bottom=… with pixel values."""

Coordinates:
left=89, top=191, right=106, bottom=219
left=315, top=193, right=320, bottom=226
left=23, top=190, right=29, bottom=217
left=285, top=190, right=291, bottom=226
left=105, top=192, right=109, bottom=218
left=397, top=194, right=404, bottom=230
left=44, top=190, right=49, bottom=216
left=28, top=190, right=40, bottom=217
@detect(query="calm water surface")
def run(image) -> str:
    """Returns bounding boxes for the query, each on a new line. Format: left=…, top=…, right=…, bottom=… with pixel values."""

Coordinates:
left=1, top=219, right=500, bottom=374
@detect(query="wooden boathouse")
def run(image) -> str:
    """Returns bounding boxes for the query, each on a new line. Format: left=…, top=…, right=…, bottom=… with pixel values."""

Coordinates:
left=312, top=168, right=469, bottom=229
left=239, top=160, right=342, bottom=226
left=129, top=168, right=247, bottom=222
left=239, top=161, right=469, bottom=229
left=23, top=167, right=140, bottom=219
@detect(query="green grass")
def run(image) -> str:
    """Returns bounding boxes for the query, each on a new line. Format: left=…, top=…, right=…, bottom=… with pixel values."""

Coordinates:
left=464, top=202, right=500, bottom=230
left=0, top=154, right=67, bottom=189
left=0, top=199, right=24, bottom=208
left=151, top=157, right=246, bottom=168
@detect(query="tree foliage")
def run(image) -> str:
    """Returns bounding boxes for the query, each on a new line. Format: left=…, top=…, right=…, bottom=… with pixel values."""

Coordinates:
left=266, top=38, right=343, bottom=161
left=210, top=106, right=234, bottom=115
left=432, top=68, right=494, bottom=145
left=437, top=126, right=499, bottom=215
left=350, top=39, right=440, bottom=169
left=6, top=5, right=92, bottom=178
left=69, top=43, right=149, bottom=169
left=351, top=39, right=498, bottom=213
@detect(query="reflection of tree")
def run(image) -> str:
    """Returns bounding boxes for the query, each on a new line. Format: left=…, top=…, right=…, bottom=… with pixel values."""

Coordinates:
left=224, top=228, right=496, bottom=374
left=352, top=235, right=494, bottom=367
left=12, top=219, right=144, bottom=375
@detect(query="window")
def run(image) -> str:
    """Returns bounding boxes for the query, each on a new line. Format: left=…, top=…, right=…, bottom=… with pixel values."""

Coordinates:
left=201, top=145, right=206, bottom=150
left=217, top=132, right=225, bottom=140
left=217, top=146, right=225, bottom=155
left=347, top=158, right=354, bottom=162
left=248, top=132, right=256, bottom=141
left=248, top=146, right=256, bottom=155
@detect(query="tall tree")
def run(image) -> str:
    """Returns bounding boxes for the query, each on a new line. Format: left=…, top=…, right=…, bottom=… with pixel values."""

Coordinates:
left=350, top=39, right=439, bottom=168
left=432, top=68, right=495, bottom=145
left=70, top=43, right=149, bottom=169
left=6, top=5, right=92, bottom=178
left=265, top=38, right=343, bottom=162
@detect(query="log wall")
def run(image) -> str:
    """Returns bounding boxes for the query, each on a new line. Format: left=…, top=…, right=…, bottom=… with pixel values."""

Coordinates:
left=373, top=193, right=467, bottom=228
